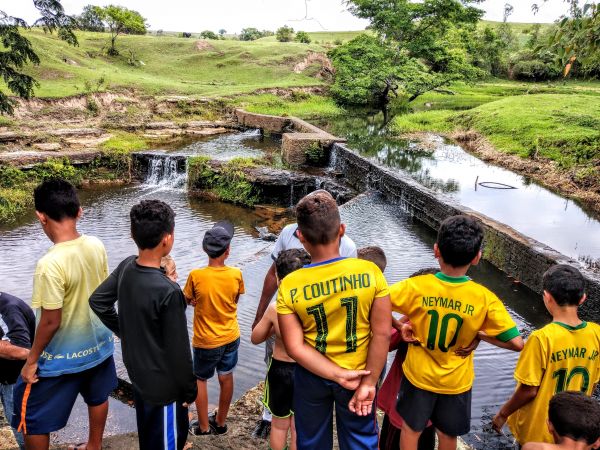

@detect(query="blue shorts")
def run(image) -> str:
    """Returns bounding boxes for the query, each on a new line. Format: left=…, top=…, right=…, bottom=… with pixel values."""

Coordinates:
left=11, top=356, right=117, bottom=435
left=293, top=365, right=379, bottom=450
left=193, top=338, right=240, bottom=381
left=134, top=390, right=189, bottom=450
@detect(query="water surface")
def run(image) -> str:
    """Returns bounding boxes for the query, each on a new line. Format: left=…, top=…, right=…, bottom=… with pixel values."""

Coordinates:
left=322, top=114, right=600, bottom=263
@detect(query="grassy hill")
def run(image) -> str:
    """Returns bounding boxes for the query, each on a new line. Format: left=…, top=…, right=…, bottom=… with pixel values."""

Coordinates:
left=6, top=29, right=332, bottom=99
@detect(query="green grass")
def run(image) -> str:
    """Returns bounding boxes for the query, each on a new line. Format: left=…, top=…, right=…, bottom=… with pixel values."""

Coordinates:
left=233, top=93, right=345, bottom=119
left=6, top=29, right=331, bottom=99
left=101, top=132, right=149, bottom=152
left=259, top=30, right=366, bottom=44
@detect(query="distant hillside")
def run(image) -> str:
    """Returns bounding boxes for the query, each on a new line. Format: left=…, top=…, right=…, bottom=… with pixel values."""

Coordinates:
left=5, top=29, right=331, bottom=99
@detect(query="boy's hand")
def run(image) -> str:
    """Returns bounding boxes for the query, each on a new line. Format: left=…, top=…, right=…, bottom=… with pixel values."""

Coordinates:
left=21, top=361, right=39, bottom=384
left=491, top=411, right=508, bottom=433
left=334, top=368, right=371, bottom=391
left=348, top=384, right=376, bottom=416
left=455, top=337, right=480, bottom=358
left=400, top=322, right=419, bottom=345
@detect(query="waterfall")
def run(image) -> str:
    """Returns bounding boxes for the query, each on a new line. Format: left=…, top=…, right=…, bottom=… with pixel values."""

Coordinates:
left=142, top=154, right=188, bottom=190
left=329, top=144, right=338, bottom=169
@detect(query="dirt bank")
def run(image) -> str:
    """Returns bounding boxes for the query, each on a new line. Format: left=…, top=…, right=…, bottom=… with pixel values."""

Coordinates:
left=451, top=130, right=600, bottom=216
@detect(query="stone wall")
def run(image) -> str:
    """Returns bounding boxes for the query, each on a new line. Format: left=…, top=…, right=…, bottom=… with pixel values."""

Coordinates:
left=331, top=143, right=600, bottom=320
left=234, top=109, right=345, bottom=166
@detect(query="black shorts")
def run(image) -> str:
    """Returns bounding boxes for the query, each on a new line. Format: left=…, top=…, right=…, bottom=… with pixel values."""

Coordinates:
left=262, top=359, right=296, bottom=418
left=396, top=377, right=471, bottom=437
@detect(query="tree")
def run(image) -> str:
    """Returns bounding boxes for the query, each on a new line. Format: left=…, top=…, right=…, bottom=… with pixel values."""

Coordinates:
left=77, top=4, right=104, bottom=32
left=200, top=30, right=219, bottom=40
left=276, top=26, right=295, bottom=42
left=295, top=31, right=311, bottom=44
left=0, top=0, right=78, bottom=115
left=218, top=29, right=227, bottom=37
left=95, top=5, right=147, bottom=56
left=334, top=0, right=485, bottom=107
left=240, top=27, right=262, bottom=41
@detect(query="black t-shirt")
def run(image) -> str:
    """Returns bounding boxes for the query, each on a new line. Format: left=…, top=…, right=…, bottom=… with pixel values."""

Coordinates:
left=0, top=292, right=36, bottom=385
left=89, top=256, right=197, bottom=406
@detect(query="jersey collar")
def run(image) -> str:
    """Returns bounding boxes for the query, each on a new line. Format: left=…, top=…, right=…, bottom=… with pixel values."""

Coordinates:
left=304, top=257, right=347, bottom=268
left=553, top=321, right=587, bottom=331
left=435, top=272, right=471, bottom=284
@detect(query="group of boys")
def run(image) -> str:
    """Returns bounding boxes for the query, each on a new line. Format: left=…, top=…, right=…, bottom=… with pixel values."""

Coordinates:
left=0, top=178, right=599, bottom=450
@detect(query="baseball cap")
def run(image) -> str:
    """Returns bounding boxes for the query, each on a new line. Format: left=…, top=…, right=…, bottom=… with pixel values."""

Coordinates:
left=203, top=220, right=234, bottom=257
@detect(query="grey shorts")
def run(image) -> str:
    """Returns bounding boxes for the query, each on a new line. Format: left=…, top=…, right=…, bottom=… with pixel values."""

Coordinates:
left=396, top=377, right=472, bottom=437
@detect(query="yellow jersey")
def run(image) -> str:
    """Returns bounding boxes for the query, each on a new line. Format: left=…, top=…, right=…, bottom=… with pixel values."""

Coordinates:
left=507, top=321, right=600, bottom=444
left=277, top=257, right=389, bottom=370
left=390, top=272, right=519, bottom=394
left=183, top=266, right=245, bottom=349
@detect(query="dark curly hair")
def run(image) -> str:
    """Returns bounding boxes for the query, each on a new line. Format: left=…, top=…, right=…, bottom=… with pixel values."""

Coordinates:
left=549, top=391, right=600, bottom=445
left=34, top=178, right=80, bottom=221
left=130, top=200, right=175, bottom=250
left=543, top=264, right=586, bottom=306
left=276, top=248, right=311, bottom=280
left=436, top=215, right=484, bottom=267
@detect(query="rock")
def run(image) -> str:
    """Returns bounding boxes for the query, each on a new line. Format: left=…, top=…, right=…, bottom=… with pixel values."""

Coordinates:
left=255, top=226, right=277, bottom=241
left=32, top=142, right=62, bottom=151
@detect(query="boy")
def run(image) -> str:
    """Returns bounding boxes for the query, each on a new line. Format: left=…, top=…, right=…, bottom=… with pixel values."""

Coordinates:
left=12, top=179, right=117, bottom=450
left=357, top=246, right=387, bottom=273
left=161, top=255, right=178, bottom=282
left=0, top=292, right=35, bottom=450
left=390, top=214, right=524, bottom=450
left=90, top=199, right=196, bottom=450
left=184, top=221, right=245, bottom=436
left=277, top=191, right=391, bottom=450
left=522, top=391, right=600, bottom=450
left=251, top=248, right=312, bottom=450
left=492, top=264, right=600, bottom=446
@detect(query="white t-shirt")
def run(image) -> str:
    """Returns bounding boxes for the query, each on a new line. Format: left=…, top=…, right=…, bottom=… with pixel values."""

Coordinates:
left=271, top=223, right=357, bottom=262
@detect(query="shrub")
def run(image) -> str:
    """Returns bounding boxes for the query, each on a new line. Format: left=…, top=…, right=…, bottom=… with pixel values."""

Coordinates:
left=200, top=30, right=219, bottom=40
left=276, top=26, right=294, bottom=43
left=295, top=31, right=311, bottom=44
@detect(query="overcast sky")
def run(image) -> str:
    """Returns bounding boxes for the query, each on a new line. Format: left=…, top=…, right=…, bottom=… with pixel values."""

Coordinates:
left=1, top=0, right=573, bottom=33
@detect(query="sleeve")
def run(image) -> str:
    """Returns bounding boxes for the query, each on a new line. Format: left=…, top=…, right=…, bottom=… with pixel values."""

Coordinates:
left=31, top=261, right=65, bottom=310
left=89, top=265, right=122, bottom=337
left=271, top=226, right=290, bottom=261
left=481, top=294, right=520, bottom=342
left=373, top=267, right=390, bottom=299
left=182, top=273, right=194, bottom=300
left=514, top=333, right=546, bottom=386
left=276, top=282, right=295, bottom=315
left=3, top=305, right=33, bottom=348
left=340, top=235, right=358, bottom=258
left=162, top=290, right=197, bottom=404
left=388, top=279, right=412, bottom=315
left=238, top=271, right=246, bottom=295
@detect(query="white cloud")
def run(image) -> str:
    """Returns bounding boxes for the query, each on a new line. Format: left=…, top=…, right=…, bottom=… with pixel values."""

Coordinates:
left=0, top=0, right=572, bottom=33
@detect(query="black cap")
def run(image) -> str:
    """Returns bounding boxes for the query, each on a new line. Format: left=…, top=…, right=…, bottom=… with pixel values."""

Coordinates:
left=203, top=221, right=234, bottom=257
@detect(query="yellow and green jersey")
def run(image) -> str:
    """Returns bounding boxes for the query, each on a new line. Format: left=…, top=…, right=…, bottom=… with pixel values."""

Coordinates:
left=390, top=272, right=519, bottom=394
left=277, top=257, right=389, bottom=370
left=507, top=321, right=600, bottom=444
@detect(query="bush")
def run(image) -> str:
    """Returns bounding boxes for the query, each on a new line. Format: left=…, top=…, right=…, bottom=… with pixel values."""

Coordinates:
left=512, top=59, right=561, bottom=81
left=276, top=26, right=294, bottom=42
left=0, top=166, right=27, bottom=188
left=200, top=30, right=219, bottom=40
left=295, top=31, right=311, bottom=44
left=181, top=32, right=192, bottom=38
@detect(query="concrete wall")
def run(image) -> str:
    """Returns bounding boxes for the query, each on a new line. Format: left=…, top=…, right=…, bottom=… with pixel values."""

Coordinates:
left=235, top=109, right=345, bottom=166
left=331, top=143, right=600, bottom=320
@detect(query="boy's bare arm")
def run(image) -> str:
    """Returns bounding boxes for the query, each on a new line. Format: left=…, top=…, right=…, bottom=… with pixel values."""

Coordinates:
left=278, top=312, right=370, bottom=390
left=253, top=263, right=278, bottom=329
left=492, top=384, right=539, bottom=433
left=522, top=443, right=553, bottom=450
left=0, top=341, right=29, bottom=360
left=21, top=308, right=62, bottom=384
left=478, top=331, right=524, bottom=352
left=349, top=295, right=392, bottom=416
left=251, top=305, right=275, bottom=345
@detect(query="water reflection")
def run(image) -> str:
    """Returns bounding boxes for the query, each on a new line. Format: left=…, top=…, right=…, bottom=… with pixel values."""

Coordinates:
left=321, top=113, right=600, bottom=261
